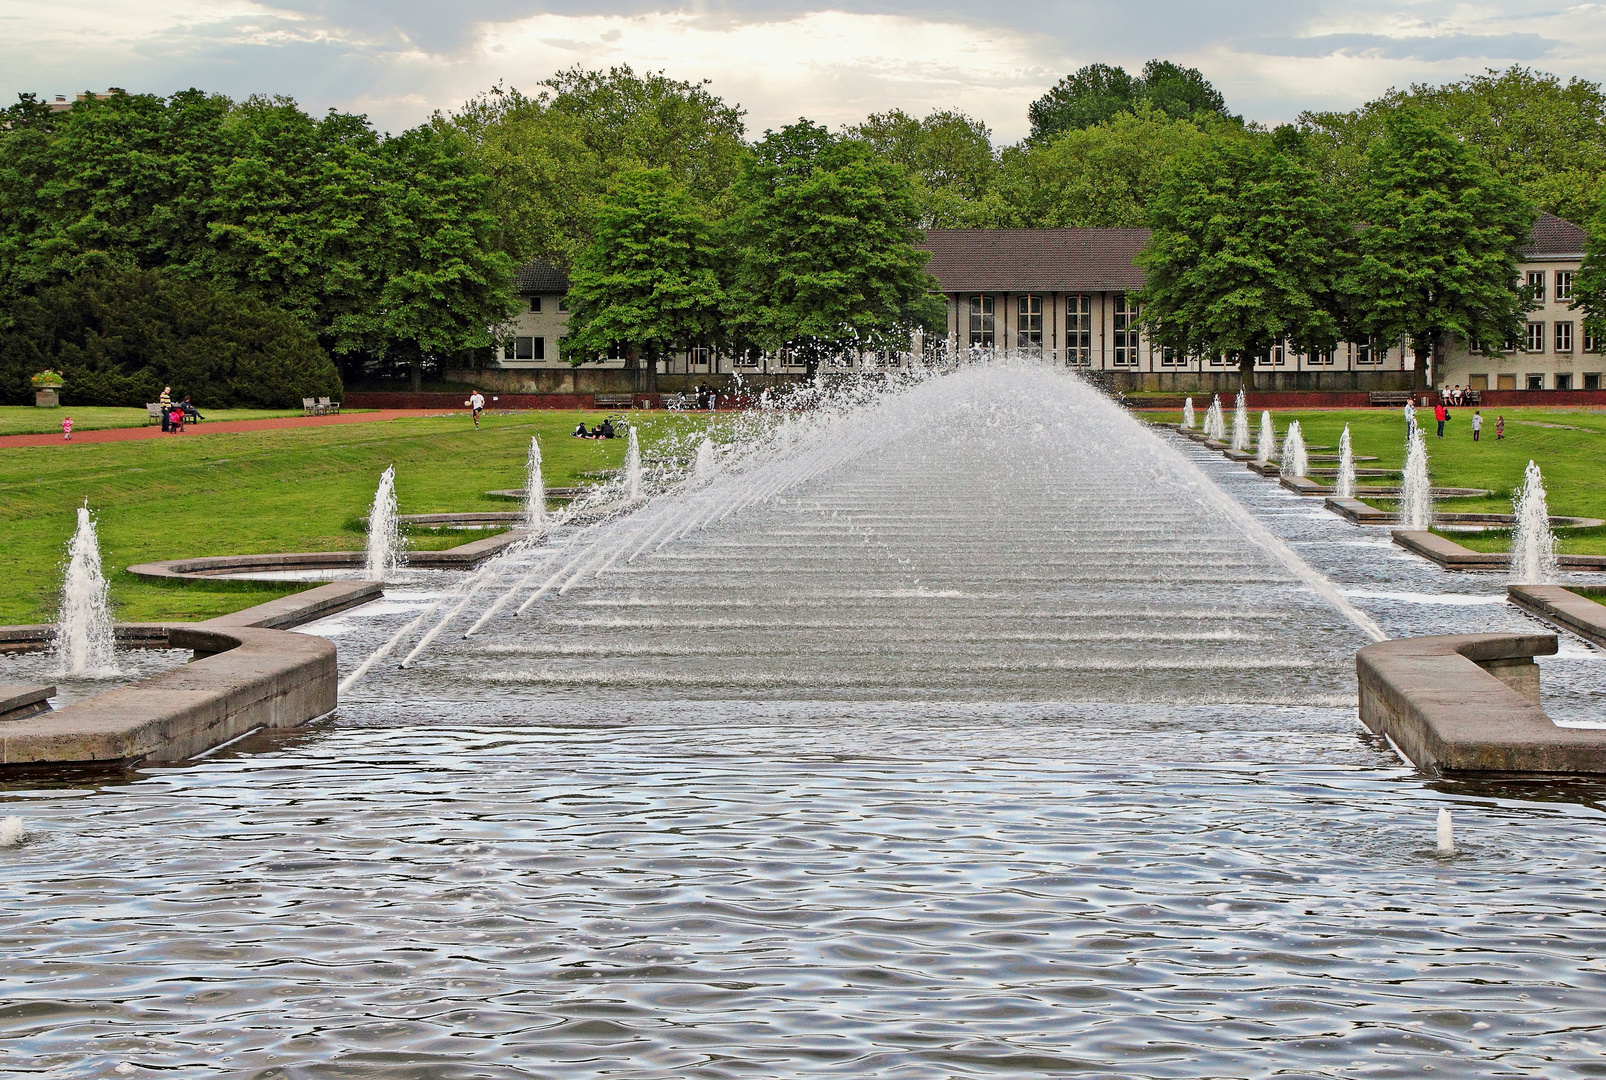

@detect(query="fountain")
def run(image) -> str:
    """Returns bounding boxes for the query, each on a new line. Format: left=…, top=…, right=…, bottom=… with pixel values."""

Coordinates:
left=364, top=465, right=406, bottom=580
left=1256, top=411, right=1276, bottom=465
left=1336, top=424, right=1356, bottom=499
left=1510, top=460, right=1558, bottom=584
left=1230, top=390, right=1249, bottom=451
left=1399, top=431, right=1433, bottom=531
left=625, top=425, right=643, bottom=500
left=1181, top=397, right=1195, bottom=429
left=693, top=437, right=717, bottom=483
left=1279, top=421, right=1308, bottom=480
left=0, top=816, right=24, bottom=847
left=1437, top=809, right=1455, bottom=855
left=1203, top=395, right=1225, bottom=441
left=55, top=504, right=118, bottom=677
left=523, top=438, right=546, bottom=532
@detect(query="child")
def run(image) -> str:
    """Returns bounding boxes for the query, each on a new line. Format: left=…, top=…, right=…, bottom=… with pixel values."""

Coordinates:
left=61, top=416, right=72, bottom=441
left=168, top=406, right=185, bottom=432
left=1471, top=411, right=1482, bottom=442
left=1496, top=415, right=1505, bottom=440
left=468, top=389, right=485, bottom=429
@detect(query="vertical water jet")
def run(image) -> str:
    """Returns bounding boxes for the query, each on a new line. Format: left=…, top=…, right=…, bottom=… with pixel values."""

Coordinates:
left=524, top=437, right=546, bottom=532
left=1231, top=389, right=1249, bottom=451
left=1181, top=397, right=1195, bottom=429
left=625, top=426, right=643, bottom=501
left=1256, top=411, right=1276, bottom=465
left=364, top=465, right=406, bottom=581
left=1437, top=809, right=1455, bottom=855
left=55, top=504, right=118, bottom=677
left=1510, top=460, right=1558, bottom=585
left=1399, top=432, right=1434, bottom=531
left=1336, top=425, right=1356, bottom=499
left=694, top=437, right=716, bottom=483
left=1203, top=396, right=1225, bottom=442
left=1279, top=422, right=1308, bottom=480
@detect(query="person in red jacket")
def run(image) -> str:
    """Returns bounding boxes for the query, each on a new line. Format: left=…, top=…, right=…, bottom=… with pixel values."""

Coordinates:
left=1434, top=400, right=1448, bottom=438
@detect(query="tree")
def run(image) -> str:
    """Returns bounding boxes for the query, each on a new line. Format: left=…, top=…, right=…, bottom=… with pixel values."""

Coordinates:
left=992, top=106, right=1212, bottom=227
left=1137, top=127, right=1350, bottom=389
left=1344, top=108, right=1534, bottom=389
left=560, top=168, right=726, bottom=390
left=443, top=68, right=748, bottom=266
left=843, top=109, right=996, bottom=227
left=1573, top=194, right=1606, bottom=347
left=728, top=122, right=943, bottom=372
left=0, top=266, right=341, bottom=407
left=1028, top=61, right=1235, bottom=142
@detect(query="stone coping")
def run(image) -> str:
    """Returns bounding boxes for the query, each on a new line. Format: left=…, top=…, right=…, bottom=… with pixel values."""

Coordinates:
left=0, top=580, right=380, bottom=768
left=0, top=623, right=168, bottom=654
left=1357, top=632, right=1606, bottom=774
left=128, top=530, right=530, bottom=581
left=1325, top=497, right=1394, bottom=525
left=0, top=684, right=53, bottom=722
left=486, top=487, right=586, bottom=500
left=1509, top=585, right=1606, bottom=649
left=1392, top=530, right=1606, bottom=572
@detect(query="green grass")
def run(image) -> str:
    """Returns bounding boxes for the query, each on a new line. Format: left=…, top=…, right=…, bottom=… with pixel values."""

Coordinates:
left=1574, top=587, right=1606, bottom=607
left=1153, top=405, right=1606, bottom=553
left=1432, top=524, right=1606, bottom=554
left=0, top=410, right=712, bottom=624
left=0, top=405, right=315, bottom=435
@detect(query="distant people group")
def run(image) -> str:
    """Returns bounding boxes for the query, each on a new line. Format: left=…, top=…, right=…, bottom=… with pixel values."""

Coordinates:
left=572, top=418, right=616, bottom=440
left=159, top=386, right=204, bottom=433
left=1412, top=393, right=1501, bottom=443
left=1443, top=385, right=1474, bottom=406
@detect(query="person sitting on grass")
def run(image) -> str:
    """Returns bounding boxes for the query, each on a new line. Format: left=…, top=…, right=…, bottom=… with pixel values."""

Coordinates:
left=598, top=418, right=615, bottom=439
left=572, top=422, right=590, bottom=438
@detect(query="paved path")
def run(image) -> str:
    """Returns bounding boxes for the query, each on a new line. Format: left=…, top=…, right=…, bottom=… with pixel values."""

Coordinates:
left=0, top=409, right=463, bottom=449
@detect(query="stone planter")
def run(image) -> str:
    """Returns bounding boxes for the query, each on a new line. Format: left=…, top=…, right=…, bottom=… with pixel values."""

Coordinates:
left=34, top=388, right=60, bottom=407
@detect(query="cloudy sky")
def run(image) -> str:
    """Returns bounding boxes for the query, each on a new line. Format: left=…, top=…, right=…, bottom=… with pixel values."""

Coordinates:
left=3, top=1, right=1601, bottom=141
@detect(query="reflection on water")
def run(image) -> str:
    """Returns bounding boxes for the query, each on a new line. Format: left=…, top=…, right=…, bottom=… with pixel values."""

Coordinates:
left=2, top=364, right=1604, bottom=1077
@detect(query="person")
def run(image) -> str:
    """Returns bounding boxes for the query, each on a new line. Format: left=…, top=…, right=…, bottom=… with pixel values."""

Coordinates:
left=182, top=396, right=203, bottom=423
left=159, top=385, right=172, bottom=432
left=1496, top=415, right=1505, bottom=440
left=168, top=405, right=185, bottom=433
left=598, top=418, right=615, bottom=439
left=469, top=389, right=485, bottom=429
left=572, top=422, right=590, bottom=438
left=1434, top=400, right=1447, bottom=438
left=1403, top=401, right=1416, bottom=440
left=61, top=416, right=72, bottom=441
left=1471, top=410, right=1483, bottom=441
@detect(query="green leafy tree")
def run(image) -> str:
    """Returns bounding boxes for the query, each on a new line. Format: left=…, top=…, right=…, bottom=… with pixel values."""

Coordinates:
left=1573, top=195, right=1606, bottom=345
left=1029, top=61, right=1235, bottom=142
left=993, top=106, right=1213, bottom=227
left=444, top=68, right=748, bottom=266
left=843, top=109, right=996, bottom=227
left=1137, top=127, right=1349, bottom=389
left=560, top=168, right=727, bottom=390
left=1344, top=108, right=1534, bottom=389
left=729, top=122, right=943, bottom=373
left=0, top=266, right=341, bottom=407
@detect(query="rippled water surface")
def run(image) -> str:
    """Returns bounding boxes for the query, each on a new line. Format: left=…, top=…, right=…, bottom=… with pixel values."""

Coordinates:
left=4, top=365, right=1605, bottom=1077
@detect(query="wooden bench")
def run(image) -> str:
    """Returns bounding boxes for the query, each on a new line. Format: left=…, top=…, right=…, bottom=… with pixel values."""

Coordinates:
left=1368, top=391, right=1413, bottom=407
left=302, top=397, right=319, bottom=415
left=594, top=393, right=636, bottom=409
left=317, top=396, right=340, bottom=415
left=146, top=403, right=163, bottom=425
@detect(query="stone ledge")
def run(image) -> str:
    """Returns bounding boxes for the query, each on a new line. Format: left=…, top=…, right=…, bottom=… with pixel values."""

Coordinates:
left=1508, top=584, right=1606, bottom=649
left=1357, top=632, right=1606, bottom=774
left=0, top=684, right=53, bottom=722
left=1392, top=530, right=1606, bottom=572
left=128, top=529, right=529, bottom=582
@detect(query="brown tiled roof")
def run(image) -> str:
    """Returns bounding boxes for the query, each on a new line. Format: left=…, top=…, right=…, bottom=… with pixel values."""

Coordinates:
left=1523, top=212, right=1587, bottom=258
left=514, top=258, right=569, bottom=293
left=920, top=228, right=1151, bottom=292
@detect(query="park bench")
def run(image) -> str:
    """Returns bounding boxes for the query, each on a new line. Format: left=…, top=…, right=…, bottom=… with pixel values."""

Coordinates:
left=317, top=396, right=340, bottom=415
left=146, top=403, right=163, bottom=425
left=1369, top=391, right=1413, bottom=407
left=302, top=397, right=319, bottom=415
left=594, top=393, right=636, bottom=409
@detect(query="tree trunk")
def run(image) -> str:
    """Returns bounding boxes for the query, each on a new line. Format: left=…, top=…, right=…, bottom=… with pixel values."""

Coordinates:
left=1237, top=353, right=1256, bottom=392
left=410, top=357, right=422, bottom=393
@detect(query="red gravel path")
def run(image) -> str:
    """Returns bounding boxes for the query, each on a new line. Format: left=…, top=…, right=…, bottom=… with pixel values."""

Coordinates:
left=0, top=409, right=468, bottom=450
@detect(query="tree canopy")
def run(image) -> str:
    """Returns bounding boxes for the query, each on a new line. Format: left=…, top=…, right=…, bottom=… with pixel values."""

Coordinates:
left=1029, top=61, right=1235, bottom=142
left=842, top=109, right=996, bottom=228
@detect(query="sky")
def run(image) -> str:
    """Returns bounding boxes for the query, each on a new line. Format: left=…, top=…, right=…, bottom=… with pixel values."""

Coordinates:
left=3, top=1, right=1603, bottom=141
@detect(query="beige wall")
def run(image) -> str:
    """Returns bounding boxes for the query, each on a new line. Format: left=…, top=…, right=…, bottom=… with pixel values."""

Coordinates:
left=1439, top=257, right=1603, bottom=392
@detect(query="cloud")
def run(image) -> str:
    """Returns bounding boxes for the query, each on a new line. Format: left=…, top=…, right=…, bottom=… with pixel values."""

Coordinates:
left=1249, top=31, right=1558, bottom=62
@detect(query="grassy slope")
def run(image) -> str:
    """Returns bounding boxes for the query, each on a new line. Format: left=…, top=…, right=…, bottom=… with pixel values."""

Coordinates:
left=0, top=410, right=708, bottom=624
left=0, top=406, right=318, bottom=435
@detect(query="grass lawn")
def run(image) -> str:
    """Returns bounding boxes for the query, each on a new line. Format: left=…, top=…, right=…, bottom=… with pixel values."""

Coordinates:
left=1149, top=405, right=1606, bottom=551
left=0, top=409, right=712, bottom=625
left=0, top=405, right=314, bottom=436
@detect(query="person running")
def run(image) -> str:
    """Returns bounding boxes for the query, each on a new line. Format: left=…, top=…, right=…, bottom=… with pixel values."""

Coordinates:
left=469, top=389, right=485, bottom=429
left=1496, top=415, right=1505, bottom=440
left=1471, top=411, right=1483, bottom=442
left=159, top=386, right=172, bottom=432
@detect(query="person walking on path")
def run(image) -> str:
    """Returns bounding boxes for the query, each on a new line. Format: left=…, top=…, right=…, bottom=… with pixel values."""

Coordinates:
left=61, top=416, right=72, bottom=441
left=1471, top=411, right=1483, bottom=442
left=1496, top=415, right=1505, bottom=440
left=158, top=386, right=172, bottom=432
left=469, top=389, right=485, bottom=429
left=1434, top=401, right=1448, bottom=438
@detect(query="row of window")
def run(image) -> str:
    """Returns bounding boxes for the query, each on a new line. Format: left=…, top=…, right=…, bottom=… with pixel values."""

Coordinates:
left=1525, top=270, right=1574, bottom=303
left=527, top=296, right=568, bottom=313
left=1469, top=373, right=1603, bottom=391
left=1522, top=320, right=1599, bottom=353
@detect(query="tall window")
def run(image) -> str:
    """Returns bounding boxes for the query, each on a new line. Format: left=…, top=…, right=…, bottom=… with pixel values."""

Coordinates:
left=1255, top=341, right=1286, bottom=366
left=1160, top=347, right=1185, bottom=367
left=1528, top=270, right=1546, bottom=301
left=1527, top=321, right=1546, bottom=352
left=1556, top=321, right=1574, bottom=353
left=690, top=346, right=712, bottom=368
left=1350, top=341, right=1376, bottom=365
left=1065, top=294, right=1092, bottom=365
left=1308, top=347, right=1335, bottom=366
left=968, top=295, right=995, bottom=348
left=1557, top=271, right=1574, bottom=302
left=1017, top=294, right=1043, bottom=348
left=1112, top=293, right=1139, bottom=366
left=530, top=296, right=542, bottom=313
left=1586, top=325, right=1602, bottom=353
